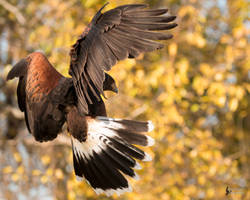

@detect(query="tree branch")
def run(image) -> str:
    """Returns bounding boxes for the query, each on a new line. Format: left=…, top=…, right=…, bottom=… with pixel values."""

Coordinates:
left=0, top=0, right=26, bottom=25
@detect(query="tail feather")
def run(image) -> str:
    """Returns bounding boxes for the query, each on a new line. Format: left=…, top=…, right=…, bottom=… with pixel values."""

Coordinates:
left=101, top=149, right=138, bottom=179
left=109, top=136, right=146, bottom=160
left=112, top=128, right=153, bottom=146
left=73, top=151, right=106, bottom=190
left=96, top=116, right=154, bottom=133
left=71, top=116, right=154, bottom=196
left=91, top=152, right=128, bottom=191
left=73, top=139, right=130, bottom=192
left=105, top=141, right=138, bottom=168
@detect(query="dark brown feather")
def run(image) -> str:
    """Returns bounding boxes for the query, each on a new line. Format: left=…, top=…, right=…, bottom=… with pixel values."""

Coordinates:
left=103, top=73, right=118, bottom=93
left=69, top=4, right=177, bottom=114
left=125, top=8, right=168, bottom=16
left=66, top=106, right=87, bottom=142
left=6, top=58, right=28, bottom=80
left=17, top=77, right=31, bottom=132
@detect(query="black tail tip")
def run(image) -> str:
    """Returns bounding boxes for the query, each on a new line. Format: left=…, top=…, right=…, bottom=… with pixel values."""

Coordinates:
left=75, top=175, right=133, bottom=196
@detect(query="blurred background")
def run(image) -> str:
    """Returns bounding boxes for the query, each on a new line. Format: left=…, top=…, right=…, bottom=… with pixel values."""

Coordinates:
left=0, top=0, right=249, bottom=199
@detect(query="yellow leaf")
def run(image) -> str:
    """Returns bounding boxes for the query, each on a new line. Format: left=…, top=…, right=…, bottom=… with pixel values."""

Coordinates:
left=217, top=96, right=226, bottom=107
left=32, top=169, right=41, bottom=176
left=192, top=76, right=209, bottom=95
left=226, top=46, right=234, bottom=64
left=190, top=149, right=198, bottom=158
left=11, top=173, right=19, bottom=182
left=233, top=26, right=244, bottom=38
left=177, top=59, right=189, bottom=84
left=17, top=166, right=24, bottom=174
left=236, top=38, right=247, bottom=48
left=68, top=191, right=76, bottom=200
left=208, top=165, right=217, bottom=176
left=85, top=0, right=99, bottom=8
left=173, top=153, right=183, bottom=164
left=214, top=73, right=223, bottom=81
left=186, top=32, right=206, bottom=48
left=207, top=188, right=215, bottom=198
left=41, top=175, right=49, bottom=184
left=2, top=166, right=13, bottom=174
left=55, top=169, right=64, bottom=179
left=198, top=175, right=206, bottom=185
left=201, top=151, right=212, bottom=161
left=46, top=168, right=53, bottom=176
left=169, top=43, right=178, bottom=57
left=221, top=34, right=232, bottom=44
left=14, top=153, right=22, bottom=163
left=196, top=34, right=206, bottom=48
left=41, top=155, right=51, bottom=165
left=191, top=104, right=199, bottom=112
left=200, top=63, right=214, bottom=77
left=229, top=98, right=238, bottom=111
left=178, top=5, right=196, bottom=17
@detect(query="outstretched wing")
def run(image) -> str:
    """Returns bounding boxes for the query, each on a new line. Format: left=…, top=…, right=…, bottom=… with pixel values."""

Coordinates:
left=69, top=4, right=177, bottom=113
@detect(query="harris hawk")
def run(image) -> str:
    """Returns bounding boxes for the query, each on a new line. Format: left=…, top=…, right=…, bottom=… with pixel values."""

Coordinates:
left=7, top=4, right=177, bottom=196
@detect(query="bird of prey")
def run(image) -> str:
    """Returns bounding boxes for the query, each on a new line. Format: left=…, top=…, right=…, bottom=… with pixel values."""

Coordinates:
left=7, top=4, right=177, bottom=196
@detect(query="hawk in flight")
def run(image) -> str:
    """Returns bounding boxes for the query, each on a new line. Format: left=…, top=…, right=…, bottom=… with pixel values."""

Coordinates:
left=7, top=4, right=177, bottom=196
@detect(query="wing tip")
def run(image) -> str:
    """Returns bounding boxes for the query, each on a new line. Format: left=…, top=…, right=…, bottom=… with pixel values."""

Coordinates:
left=170, top=23, right=178, bottom=29
left=6, top=72, right=13, bottom=81
left=171, top=16, right=177, bottom=21
left=6, top=58, right=28, bottom=81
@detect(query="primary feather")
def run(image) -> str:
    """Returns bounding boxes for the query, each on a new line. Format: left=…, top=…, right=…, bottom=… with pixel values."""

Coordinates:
left=69, top=4, right=177, bottom=113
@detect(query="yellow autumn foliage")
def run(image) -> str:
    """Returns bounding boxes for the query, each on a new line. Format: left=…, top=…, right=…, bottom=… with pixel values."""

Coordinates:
left=0, top=0, right=249, bottom=200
